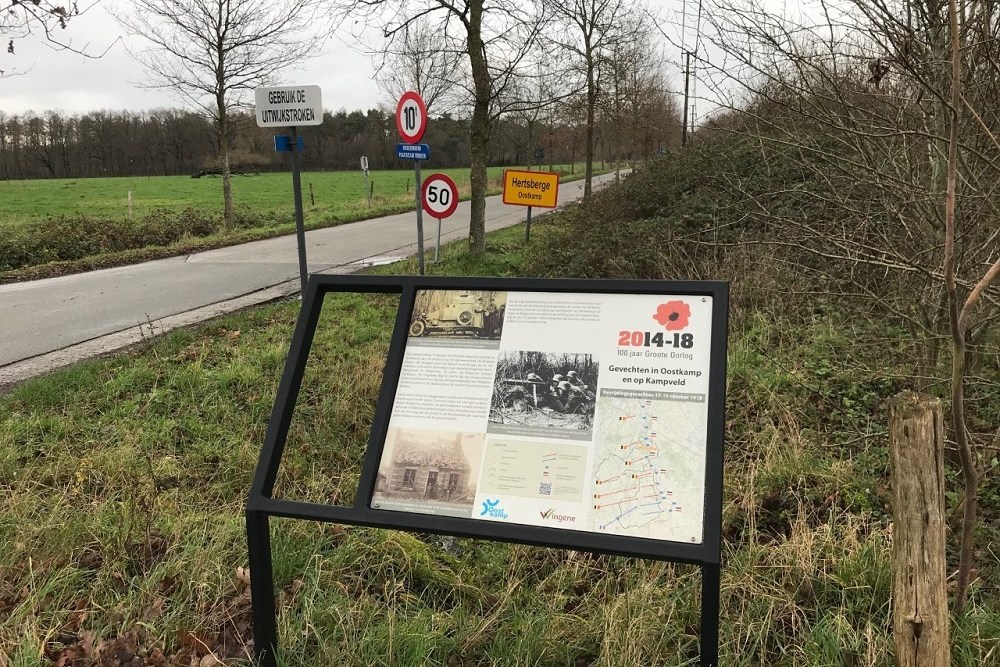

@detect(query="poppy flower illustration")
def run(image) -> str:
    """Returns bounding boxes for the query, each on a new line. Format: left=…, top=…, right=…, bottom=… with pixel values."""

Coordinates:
left=653, top=301, right=691, bottom=330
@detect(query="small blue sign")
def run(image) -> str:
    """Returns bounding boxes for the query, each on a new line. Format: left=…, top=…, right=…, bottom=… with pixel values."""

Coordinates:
left=397, top=143, right=430, bottom=160
left=274, top=135, right=305, bottom=152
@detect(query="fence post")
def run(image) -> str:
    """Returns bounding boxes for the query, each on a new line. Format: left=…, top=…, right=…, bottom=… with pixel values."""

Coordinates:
left=888, top=391, right=949, bottom=667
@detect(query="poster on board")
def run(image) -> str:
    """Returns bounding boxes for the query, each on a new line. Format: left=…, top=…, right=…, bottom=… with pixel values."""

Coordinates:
left=370, top=289, right=713, bottom=545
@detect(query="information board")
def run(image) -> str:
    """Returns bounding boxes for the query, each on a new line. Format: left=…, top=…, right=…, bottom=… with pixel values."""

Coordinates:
left=371, top=289, right=713, bottom=544
left=246, top=275, right=727, bottom=667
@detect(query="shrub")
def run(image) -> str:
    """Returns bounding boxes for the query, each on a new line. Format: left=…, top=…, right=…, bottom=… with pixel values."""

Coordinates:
left=0, top=209, right=228, bottom=272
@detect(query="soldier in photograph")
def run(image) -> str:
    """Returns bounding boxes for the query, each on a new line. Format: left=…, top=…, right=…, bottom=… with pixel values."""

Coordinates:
left=501, top=372, right=547, bottom=408
left=566, top=370, right=595, bottom=400
left=548, top=374, right=567, bottom=406
left=565, top=370, right=587, bottom=391
left=560, top=379, right=592, bottom=413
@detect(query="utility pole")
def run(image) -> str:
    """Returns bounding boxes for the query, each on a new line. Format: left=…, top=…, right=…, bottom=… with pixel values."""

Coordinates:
left=682, top=50, right=691, bottom=147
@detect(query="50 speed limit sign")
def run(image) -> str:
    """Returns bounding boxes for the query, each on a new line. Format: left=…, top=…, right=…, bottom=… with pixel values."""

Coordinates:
left=422, top=173, right=459, bottom=219
left=396, top=91, right=428, bottom=144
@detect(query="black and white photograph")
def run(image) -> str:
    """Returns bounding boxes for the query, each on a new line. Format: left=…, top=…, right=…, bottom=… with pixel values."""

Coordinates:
left=408, top=289, right=507, bottom=339
left=489, top=351, right=599, bottom=431
left=372, top=428, right=485, bottom=516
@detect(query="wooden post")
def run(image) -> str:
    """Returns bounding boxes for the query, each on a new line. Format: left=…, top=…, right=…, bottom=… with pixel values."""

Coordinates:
left=888, top=392, right=950, bottom=667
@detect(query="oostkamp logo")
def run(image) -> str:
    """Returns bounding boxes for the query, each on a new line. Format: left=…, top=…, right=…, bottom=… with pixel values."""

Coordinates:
left=539, top=508, right=577, bottom=524
left=480, top=498, right=509, bottom=519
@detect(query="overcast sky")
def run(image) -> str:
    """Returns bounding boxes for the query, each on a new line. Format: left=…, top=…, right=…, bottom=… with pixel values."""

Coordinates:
left=2, top=1, right=692, bottom=117
left=2, top=5, right=388, bottom=115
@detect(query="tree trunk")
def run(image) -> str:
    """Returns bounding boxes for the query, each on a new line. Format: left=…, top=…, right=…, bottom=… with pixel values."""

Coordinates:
left=584, top=58, right=595, bottom=200
left=944, top=0, right=978, bottom=613
left=466, top=0, right=489, bottom=255
left=582, top=8, right=596, bottom=200
left=219, top=112, right=235, bottom=228
left=548, top=129, right=553, bottom=172
left=216, top=42, right=234, bottom=229
left=949, top=315, right=978, bottom=612
left=888, top=392, right=949, bottom=667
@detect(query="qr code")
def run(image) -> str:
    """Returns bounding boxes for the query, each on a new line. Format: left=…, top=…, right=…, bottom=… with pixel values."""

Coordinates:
left=538, top=482, right=552, bottom=496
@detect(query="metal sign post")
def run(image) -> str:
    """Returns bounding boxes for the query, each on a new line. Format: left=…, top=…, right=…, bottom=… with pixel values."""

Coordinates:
left=413, top=160, right=425, bottom=275
left=524, top=148, right=534, bottom=242
left=435, top=217, right=442, bottom=262
left=396, top=91, right=429, bottom=276
left=255, top=85, right=323, bottom=295
left=271, top=132, right=308, bottom=293
left=396, top=145, right=432, bottom=273
left=289, top=126, right=307, bottom=294
left=361, top=156, right=371, bottom=208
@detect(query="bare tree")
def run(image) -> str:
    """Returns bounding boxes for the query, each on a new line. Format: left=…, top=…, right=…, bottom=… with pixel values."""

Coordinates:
left=117, top=0, right=328, bottom=226
left=699, top=0, right=1000, bottom=609
left=599, top=27, right=674, bottom=165
left=491, top=45, right=578, bottom=169
left=343, top=0, right=545, bottom=254
left=547, top=0, right=643, bottom=197
left=941, top=0, right=1000, bottom=612
left=3, top=0, right=74, bottom=70
left=2, top=0, right=114, bottom=76
left=374, top=17, right=465, bottom=114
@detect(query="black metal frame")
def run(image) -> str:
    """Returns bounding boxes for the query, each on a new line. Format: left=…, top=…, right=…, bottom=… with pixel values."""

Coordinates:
left=246, top=274, right=729, bottom=667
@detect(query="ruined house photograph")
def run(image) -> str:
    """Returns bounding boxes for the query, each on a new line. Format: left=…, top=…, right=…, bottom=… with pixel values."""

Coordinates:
left=373, top=428, right=485, bottom=513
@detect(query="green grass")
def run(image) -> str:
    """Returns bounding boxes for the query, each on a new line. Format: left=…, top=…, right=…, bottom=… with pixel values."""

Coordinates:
left=0, top=169, right=426, bottom=224
left=0, top=166, right=587, bottom=221
left=1, top=159, right=998, bottom=665
left=0, top=163, right=610, bottom=281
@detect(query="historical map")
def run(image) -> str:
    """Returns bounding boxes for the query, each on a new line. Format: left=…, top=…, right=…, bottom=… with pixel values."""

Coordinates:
left=591, top=392, right=708, bottom=543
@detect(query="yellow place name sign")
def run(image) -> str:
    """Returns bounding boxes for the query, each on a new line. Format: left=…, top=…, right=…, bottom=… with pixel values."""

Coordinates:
left=502, top=169, right=560, bottom=208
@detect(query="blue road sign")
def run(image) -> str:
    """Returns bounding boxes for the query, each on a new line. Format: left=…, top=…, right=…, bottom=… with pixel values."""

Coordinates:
left=397, top=143, right=430, bottom=160
left=274, top=135, right=305, bottom=152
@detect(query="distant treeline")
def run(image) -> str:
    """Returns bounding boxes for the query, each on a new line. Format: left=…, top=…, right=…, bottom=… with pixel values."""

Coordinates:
left=0, top=106, right=676, bottom=180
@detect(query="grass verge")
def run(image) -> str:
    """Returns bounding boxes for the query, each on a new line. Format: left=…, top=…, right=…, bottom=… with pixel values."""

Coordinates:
left=1, top=162, right=998, bottom=666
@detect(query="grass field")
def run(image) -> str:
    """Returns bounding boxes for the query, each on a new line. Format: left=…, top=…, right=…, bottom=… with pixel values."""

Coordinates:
left=0, top=164, right=596, bottom=222
left=0, top=163, right=611, bottom=281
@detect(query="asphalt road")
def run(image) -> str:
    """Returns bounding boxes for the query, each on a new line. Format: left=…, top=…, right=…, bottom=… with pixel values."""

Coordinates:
left=0, top=171, right=625, bottom=374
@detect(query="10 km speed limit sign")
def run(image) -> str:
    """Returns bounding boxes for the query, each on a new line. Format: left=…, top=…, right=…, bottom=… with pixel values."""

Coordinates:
left=422, top=173, right=459, bottom=219
left=396, top=91, right=428, bottom=144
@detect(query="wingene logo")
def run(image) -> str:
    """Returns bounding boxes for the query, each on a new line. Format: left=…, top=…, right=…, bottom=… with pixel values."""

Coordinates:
left=539, top=508, right=576, bottom=523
